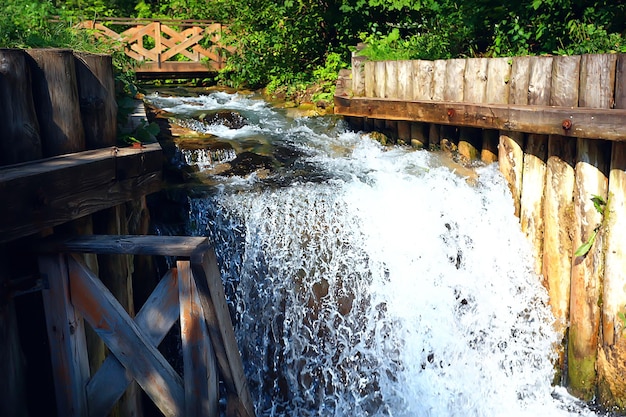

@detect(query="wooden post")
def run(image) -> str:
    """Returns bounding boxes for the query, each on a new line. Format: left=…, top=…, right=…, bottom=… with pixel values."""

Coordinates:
left=459, top=58, right=488, bottom=161
left=26, top=48, right=86, bottom=157
left=38, top=254, right=90, bottom=417
left=397, top=60, right=413, bottom=100
left=409, top=60, right=434, bottom=149
left=364, top=61, right=376, bottom=98
left=568, top=53, right=614, bottom=401
left=178, top=261, right=219, bottom=417
left=520, top=56, right=552, bottom=275
left=0, top=48, right=42, bottom=165
left=596, top=53, right=626, bottom=411
left=374, top=61, right=386, bottom=98
left=74, top=52, right=117, bottom=150
left=0, top=249, right=28, bottom=417
left=543, top=55, right=580, bottom=378
left=499, top=56, right=529, bottom=217
left=351, top=48, right=367, bottom=97
left=482, top=57, right=511, bottom=163
left=385, top=61, right=398, bottom=99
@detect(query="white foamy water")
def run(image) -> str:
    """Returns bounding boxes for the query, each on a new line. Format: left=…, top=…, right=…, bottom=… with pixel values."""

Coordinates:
left=146, top=91, right=600, bottom=417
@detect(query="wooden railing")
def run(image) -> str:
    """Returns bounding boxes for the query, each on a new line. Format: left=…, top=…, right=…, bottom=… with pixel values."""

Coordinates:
left=78, top=19, right=231, bottom=75
left=37, top=235, right=255, bottom=417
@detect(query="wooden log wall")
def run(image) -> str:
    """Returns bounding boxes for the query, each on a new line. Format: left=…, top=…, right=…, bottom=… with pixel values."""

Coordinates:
left=338, top=52, right=626, bottom=411
left=0, top=48, right=153, bottom=417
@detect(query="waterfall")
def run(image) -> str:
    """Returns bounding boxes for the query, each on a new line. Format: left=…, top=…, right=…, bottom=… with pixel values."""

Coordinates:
left=146, top=90, right=600, bottom=417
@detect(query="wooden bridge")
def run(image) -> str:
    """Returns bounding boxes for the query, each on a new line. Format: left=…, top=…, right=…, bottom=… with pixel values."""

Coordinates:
left=78, top=18, right=231, bottom=78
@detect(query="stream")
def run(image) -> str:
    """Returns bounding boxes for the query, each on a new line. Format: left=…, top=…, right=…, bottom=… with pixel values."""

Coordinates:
left=145, top=88, right=601, bottom=417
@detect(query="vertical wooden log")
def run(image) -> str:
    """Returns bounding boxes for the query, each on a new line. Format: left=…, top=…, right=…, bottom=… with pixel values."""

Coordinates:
left=26, top=48, right=85, bottom=157
left=597, top=53, right=626, bottom=411
left=459, top=58, right=487, bottom=161
left=499, top=56, right=529, bottom=217
left=74, top=52, right=117, bottom=150
left=397, top=60, right=413, bottom=100
left=0, top=48, right=42, bottom=165
left=568, top=53, right=614, bottom=401
left=374, top=61, right=386, bottom=98
left=178, top=261, right=219, bottom=417
left=432, top=60, right=447, bottom=101
left=444, top=58, right=465, bottom=102
left=364, top=61, right=375, bottom=98
left=482, top=57, right=511, bottom=163
left=429, top=124, right=441, bottom=149
left=543, top=55, right=580, bottom=379
left=38, top=254, right=90, bottom=417
left=410, top=60, right=434, bottom=149
left=412, top=60, right=434, bottom=101
left=385, top=61, right=398, bottom=99
left=351, top=47, right=367, bottom=97
left=520, top=56, right=552, bottom=275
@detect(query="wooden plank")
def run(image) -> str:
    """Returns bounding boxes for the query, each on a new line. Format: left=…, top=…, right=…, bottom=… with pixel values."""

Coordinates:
left=482, top=57, right=511, bottom=163
left=463, top=58, right=488, bottom=103
left=351, top=51, right=367, bottom=97
left=412, top=60, right=434, bottom=100
left=364, top=61, right=376, bottom=98
left=39, top=235, right=209, bottom=257
left=38, top=254, right=90, bottom=417
left=178, top=261, right=219, bottom=417
left=374, top=61, right=386, bottom=98
left=509, top=56, right=531, bottom=105
left=397, top=61, right=413, bottom=100
left=333, top=96, right=626, bottom=141
left=543, top=55, right=580, bottom=372
left=432, top=60, right=447, bottom=101
left=444, top=58, right=465, bottom=102
left=385, top=61, right=398, bottom=99
left=568, top=53, right=614, bottom=401
left=520, top=56, right=552, bottom=274
left=0, top=143, right=162, bottom=243
left=190, top=246, right=255, bottom=417
left=67, top=254, right=185, bottom=416
left=86, top=269, right=180, bottom=417
left=459, top=58, right=487, bottom=160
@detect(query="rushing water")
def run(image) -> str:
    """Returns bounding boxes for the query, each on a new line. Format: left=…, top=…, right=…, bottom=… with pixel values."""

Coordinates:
left=145, top=90, right=600, bottom=417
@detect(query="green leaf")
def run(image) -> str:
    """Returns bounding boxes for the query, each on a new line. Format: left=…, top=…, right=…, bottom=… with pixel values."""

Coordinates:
left=574, top=229, right=598, bottom=257
left=591, top=194, right=607, bottom=214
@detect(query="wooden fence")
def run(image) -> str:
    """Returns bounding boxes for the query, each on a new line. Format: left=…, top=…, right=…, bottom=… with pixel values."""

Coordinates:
left=78, top=19, right=230, bottom=76
left=334, top=52, right=626, bottom=411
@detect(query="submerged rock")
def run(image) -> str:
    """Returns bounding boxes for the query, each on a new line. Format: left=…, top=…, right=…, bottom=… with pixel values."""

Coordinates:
left=193, top=110, right=248, bottom=129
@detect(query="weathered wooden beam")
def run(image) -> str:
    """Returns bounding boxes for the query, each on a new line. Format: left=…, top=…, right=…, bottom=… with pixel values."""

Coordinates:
left=178, top=260, right=219, bottom=417
left=191, top=246, right=256, bottom=417
left=38, top=254, right=90, bottom=417
left=0, top=143, right=162, bottom=243
left=334, top=96, right=626, bottom=141
left=67, top=254, right=185, bottom=417
left=86, top=269, right=180, bottom=417
left=38, top=235, right=209, bottom=257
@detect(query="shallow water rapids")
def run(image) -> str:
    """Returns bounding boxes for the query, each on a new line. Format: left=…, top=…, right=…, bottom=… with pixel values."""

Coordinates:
left=145, top=90, right=600, bottom=417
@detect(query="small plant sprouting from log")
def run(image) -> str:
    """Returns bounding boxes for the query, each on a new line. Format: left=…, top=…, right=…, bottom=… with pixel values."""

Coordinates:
left=574, top=195, right=607, bottom=257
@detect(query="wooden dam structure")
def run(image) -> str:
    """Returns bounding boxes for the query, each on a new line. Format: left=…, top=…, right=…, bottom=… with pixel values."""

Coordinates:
left=0, top=48, right=254, bottom=417
left=335, top=51, right=626, bottom=410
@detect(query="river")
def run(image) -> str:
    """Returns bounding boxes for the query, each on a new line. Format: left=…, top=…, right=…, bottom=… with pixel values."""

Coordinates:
left=144, top=89, right=601, bottom=417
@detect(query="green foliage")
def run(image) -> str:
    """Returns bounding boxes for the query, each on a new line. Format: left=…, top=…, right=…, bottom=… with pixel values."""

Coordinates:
left=574, top=195, right=607, bottom=258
